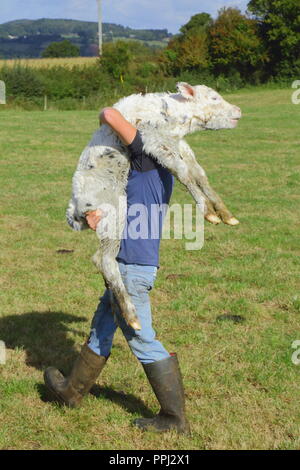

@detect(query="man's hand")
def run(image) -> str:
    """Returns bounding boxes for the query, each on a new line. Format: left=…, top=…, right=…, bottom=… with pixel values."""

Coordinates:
left=85, top=209, right=103, bottom=231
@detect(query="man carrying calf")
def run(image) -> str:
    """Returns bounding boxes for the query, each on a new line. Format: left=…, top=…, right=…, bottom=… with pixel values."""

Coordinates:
left=44, top=82, right=241, bottom=434
left=44, top=107, right=191, bottom=434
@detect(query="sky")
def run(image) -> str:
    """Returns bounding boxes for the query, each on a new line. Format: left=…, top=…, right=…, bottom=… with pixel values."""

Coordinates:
left=0, top=0, right=249, bottom=34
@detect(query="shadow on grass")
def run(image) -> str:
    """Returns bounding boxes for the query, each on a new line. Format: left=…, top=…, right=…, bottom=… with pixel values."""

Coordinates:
left=36, top=382, right=153, bottom=418
left=0, top=311, right=87, bottom=372
left=1, top=311, right=153, bottom=417
left=90, top=385, right=154, bottom=418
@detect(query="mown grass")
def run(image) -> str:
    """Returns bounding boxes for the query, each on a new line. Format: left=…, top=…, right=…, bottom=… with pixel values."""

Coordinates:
left=0, top=87, right=299, bottom=450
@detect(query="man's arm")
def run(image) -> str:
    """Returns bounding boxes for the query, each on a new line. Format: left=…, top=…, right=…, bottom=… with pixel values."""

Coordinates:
left=86, top=108, right=137, bottom=231
left=100, top=107, right=137, bottom=145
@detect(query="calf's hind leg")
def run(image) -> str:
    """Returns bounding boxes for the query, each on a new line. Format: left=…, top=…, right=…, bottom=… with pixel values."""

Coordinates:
left=93, top=242, right=141, bottom=331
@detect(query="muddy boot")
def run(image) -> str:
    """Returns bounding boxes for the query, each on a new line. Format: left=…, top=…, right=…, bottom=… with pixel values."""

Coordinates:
left=134, top=354, right=190, bottom=434
left=44, top=343, right=107, bottom=408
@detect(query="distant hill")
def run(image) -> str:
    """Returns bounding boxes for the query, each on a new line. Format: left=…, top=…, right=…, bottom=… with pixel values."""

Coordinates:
left=0, top=18, right=172, bottom=59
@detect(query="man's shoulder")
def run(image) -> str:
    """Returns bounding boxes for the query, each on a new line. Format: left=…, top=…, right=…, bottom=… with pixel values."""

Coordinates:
left=127, top=130, right=161, bottom=172
left=127, top=130, right=144, bottom=158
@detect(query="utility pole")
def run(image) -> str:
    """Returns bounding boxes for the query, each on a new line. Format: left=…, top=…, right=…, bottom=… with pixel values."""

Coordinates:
left=97, top=0, right=103, bottom=56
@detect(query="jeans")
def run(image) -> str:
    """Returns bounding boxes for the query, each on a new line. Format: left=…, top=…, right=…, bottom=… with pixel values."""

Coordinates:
left=87, top=262, right=170, bottom=364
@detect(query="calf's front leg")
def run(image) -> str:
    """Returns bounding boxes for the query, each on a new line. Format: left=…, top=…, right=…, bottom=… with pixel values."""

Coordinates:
left=142, top=128, right=239, bottom=226
left=179, top=140, right=239, bottom=226
left=142, top=133, right=207, bottom=218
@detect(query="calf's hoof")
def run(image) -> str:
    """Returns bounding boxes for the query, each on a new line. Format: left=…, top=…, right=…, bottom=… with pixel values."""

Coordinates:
left=205, top=213, right=221, bottom=225
left=224, top=217, right=240, bottom=226
left=130, top=318, right=142, bottom=331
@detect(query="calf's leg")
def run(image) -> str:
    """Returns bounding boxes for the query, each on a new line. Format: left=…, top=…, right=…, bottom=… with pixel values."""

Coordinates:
left=179, top=140, right=239, bottom=226
left=92, top=242, right=141, bottom=331
left=192, top=166, right=239, bottom=226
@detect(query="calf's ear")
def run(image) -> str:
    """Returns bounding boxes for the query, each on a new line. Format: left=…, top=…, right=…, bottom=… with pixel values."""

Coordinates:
left=176, top=82, right=196, bottom=100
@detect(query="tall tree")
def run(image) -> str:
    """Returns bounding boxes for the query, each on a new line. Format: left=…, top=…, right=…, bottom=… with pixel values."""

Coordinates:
left=247, top=0, right=300, bottom=76
left=180, top=13, right=212, bottom=35
left=209, top=7, right=265, bottom=78
left=100, top=41, right=131, bottom=80
left=161, top=13, right=212, bottom=75
left=42, top=40, right=80, bottom=58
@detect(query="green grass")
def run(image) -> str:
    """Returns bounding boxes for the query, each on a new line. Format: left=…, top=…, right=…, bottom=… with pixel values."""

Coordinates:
left=0, top=87, right=299, bottom=450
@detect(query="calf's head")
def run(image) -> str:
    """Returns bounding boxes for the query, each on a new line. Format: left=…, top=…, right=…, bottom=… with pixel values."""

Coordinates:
left=174, top=82, right=242, bottom=134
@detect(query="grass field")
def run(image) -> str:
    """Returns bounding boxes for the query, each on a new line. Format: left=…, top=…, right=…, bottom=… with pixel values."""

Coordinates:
left=0, top=87, right=299, bottom=450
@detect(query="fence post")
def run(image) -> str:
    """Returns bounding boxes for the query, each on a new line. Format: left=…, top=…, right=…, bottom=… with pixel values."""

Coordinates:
left=44, top=95, right=48, bottom=111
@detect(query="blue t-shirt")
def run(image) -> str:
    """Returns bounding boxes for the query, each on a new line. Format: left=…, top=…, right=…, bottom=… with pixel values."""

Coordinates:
left=117, top=131, right=174, bottom=267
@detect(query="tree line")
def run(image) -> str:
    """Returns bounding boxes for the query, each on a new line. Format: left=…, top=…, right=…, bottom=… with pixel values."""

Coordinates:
left=162, top=1, right=300, bottom=81
left=0, top=2, right=299, bottom=109
left=0, top=18, right=171, bottom=59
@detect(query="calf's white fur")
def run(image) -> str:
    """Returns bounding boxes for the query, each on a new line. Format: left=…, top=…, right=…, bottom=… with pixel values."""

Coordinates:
left=66, top=83, right=241, bottom=330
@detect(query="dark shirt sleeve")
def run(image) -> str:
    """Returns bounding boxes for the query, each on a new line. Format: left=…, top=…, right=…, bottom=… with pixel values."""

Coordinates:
left=127, top=130, right=160, bottom=172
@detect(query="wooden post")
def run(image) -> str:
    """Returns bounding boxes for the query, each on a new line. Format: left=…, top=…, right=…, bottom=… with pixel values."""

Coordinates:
left=44, top=95, right=48, bottom=111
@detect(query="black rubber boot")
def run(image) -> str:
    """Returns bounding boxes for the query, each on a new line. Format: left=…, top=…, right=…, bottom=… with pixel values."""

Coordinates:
left=44, top=343, right=107, bottom=408
left=134, top=354, right=190, bottom=434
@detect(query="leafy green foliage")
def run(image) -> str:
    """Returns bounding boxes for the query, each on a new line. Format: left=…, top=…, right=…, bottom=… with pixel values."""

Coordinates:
left=42, top=40, right=80, bottom=58
left=0, top=62, right=113, bottom=102
left=100, top=41, right=131, bottom=80
left=209, top=8, right=266, bottom=79
left=160, top=4, right=298, bottom=83
left=247, top=0, right=300, bottom=77
left=161, top=13, right=212, bottom=75
left=179, top=13, right=213, bottom=35
left=0, top=64, right=45, bottom=97
left=0, top=18, right=97, bottom=38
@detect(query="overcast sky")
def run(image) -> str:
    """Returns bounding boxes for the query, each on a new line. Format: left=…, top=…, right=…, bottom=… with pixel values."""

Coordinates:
left=0, top=0, right=249, bottom=34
